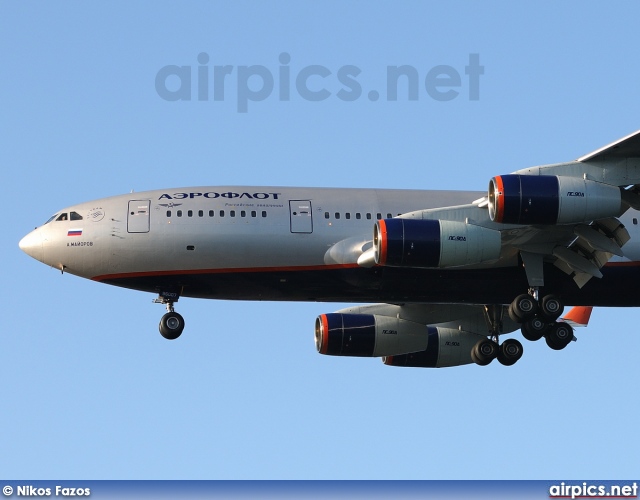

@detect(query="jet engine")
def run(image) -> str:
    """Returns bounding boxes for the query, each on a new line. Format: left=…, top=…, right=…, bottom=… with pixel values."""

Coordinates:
left=374, top=218, right=501, bottom=268
left=383, top=326, right=482, bottom=368
left=315, top=313, right=428, bottom=357
left=488, top=174, right=622, bottom=225
left=315, top=314, right=484, bottom=367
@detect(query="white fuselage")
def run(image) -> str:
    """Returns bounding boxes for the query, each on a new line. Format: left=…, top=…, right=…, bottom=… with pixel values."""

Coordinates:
left=18, top=186, right=640, bottom=306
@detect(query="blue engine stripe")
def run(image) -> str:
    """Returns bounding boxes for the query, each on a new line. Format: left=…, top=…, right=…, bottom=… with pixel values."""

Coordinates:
left=325, top=313, right=376, bottom=356
left=383, top=219, right=441, bottom=267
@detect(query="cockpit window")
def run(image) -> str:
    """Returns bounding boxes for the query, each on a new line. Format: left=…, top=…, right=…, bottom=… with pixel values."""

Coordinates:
left=56, top=213, right=68, bottom=221
left=70, top=211, right=83, bottom=221
left=44, top=214, right=58, bottom=225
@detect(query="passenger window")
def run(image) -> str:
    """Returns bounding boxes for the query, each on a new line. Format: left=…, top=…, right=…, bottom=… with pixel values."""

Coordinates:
left=251, top=211, right=257, bottom=217
left=356, top=213, right=361, bottom=220
left=376, top=213, right=381, bottom=220
left=230, top=210, right=236, bottom=217
left=177, top=210, right=182, bottom=217
left=335, top=212, right=340, bottom=219
left=220, top=210, right=225, bottom=217
left=188, top=210, right=193, bottom=217
left=198, top=210, right=203, bottom=217
left=325, top=212, right=329, bottom=219
left=209, top=210, right=214, bottom=217
left=166, top=210, right=171, bottom=217
left=366, top=213, right=372, bottom=220
left=70, top=211, right=83, bottom=221
left=387, top=213, right=392, bottom=219
left=262, top=211, right=267, bottom=217
left=56, top=213, right=68, bottom=221
left=241, top=210, right=246, bottom=217
left=634, top=218, right=638, bottom=225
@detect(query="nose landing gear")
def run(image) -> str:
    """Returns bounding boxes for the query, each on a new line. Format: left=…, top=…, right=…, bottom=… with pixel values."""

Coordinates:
left=154, top=290, right=185, bottom=340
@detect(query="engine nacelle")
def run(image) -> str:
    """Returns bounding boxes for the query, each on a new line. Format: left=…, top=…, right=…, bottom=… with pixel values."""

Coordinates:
left=374, top=218, right=501, bottom=268
left=488, top=174, right=622, bottom=225
left=383, top=327, right=481, bottom=368
left=315, top=313, right=428, bottom=357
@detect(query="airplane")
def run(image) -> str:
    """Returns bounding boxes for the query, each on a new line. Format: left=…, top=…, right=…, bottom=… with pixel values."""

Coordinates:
left=18, top=129, right=640, bottom=368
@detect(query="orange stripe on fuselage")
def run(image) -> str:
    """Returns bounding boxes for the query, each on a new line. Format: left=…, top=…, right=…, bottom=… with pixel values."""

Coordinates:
left=92, top=259, right=640, bottom=282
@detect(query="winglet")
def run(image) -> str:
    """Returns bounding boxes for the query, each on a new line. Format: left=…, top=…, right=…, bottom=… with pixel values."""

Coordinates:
left=561, top=306, right=593, bottom=327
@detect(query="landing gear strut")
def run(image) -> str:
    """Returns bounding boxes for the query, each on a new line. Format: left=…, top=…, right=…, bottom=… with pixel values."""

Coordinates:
left=154, top=290, right=185, bottom=340
left=471, top=305, right=524, bottom=367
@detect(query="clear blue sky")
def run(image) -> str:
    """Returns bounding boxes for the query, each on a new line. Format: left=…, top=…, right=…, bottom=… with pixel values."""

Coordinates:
left=2, top=1, right=639, bottom=479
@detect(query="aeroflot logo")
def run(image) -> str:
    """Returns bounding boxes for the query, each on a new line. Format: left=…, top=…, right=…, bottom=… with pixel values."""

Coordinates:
left=566, top=191, right=585, bottom=197
left=159, top=191, right=281, bottom=200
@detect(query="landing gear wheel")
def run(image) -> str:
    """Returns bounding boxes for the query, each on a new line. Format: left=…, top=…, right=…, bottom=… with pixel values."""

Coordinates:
left=497, top=338, right=524, bottom=366
left=539, top=295, right=564, bottom=322
left=472, top=339, right=499, bottom=366
left=159, top=311, right=185, bottom=340
left=544, top=322, right=573, bottom=350
left=509, top=294, right=538, bottom=322
left=521, top=316, right=548, bottom=342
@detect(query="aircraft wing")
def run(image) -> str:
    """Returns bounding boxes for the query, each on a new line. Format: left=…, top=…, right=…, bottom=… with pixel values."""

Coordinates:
left=351, top=130, right=640, bottom=289
left=499, top=216, right=629, bottom=288
left=336, top=302, right=520, bottom=335
left=577, top=129, right=640, bottom=162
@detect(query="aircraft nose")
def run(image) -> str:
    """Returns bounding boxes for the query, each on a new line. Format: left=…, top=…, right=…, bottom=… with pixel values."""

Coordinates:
left=19, top=229, right=44, bottom=262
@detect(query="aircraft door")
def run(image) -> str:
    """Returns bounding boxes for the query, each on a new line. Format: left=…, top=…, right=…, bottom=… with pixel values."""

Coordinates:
left=127, top=200, right=151, bottom=233
left=289, top=200, right=313, bottom=233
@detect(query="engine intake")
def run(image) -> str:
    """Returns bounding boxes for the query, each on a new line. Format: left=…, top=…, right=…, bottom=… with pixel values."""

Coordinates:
left=315, top=313, right=427, bottom=357
left=374, top=218, right=501, bottom=268
left=488, top=174, right=622, bottom=224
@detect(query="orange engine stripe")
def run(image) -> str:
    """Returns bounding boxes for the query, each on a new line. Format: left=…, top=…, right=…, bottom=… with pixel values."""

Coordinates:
left=377, top=219, right=388, bottom=265
left=494, top=175, right=505, bottom=223
left=320, top=314, right=329, bottom=354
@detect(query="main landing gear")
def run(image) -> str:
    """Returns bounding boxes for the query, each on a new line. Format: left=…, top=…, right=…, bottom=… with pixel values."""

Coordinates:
left=509, top=290, right=574, bottom=351
left=471, top=337, right=524, bottom=367
left=154, top=290, right=185, bottom=340
left=471, top=305, right=524, bottom=367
